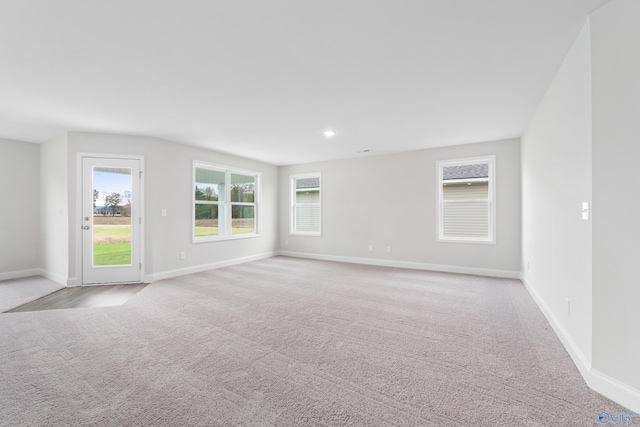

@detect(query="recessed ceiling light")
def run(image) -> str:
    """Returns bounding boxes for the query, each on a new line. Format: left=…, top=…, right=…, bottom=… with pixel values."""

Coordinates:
left=324, top=130, right=336, bottom=138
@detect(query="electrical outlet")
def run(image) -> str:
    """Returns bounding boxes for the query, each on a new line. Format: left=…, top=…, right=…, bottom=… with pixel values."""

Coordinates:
left=180, top=251, right=186, bottom=260
left=386, top=246, right=392, bottom=254
left=582, top=202, right=589, bottom=220
left=368, top=245, right=374, bottom=252
left=566, top=298, right=571, bottom=316
left=161, top=209, right=167, bottom=217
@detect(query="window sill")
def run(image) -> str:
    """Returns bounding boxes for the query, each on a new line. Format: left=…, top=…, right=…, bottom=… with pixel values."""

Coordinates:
left=193, top=233, right=262, bottom=243
left=437, top=237, right=495, bottom=245
left=290, top=232, right=322, bottom=237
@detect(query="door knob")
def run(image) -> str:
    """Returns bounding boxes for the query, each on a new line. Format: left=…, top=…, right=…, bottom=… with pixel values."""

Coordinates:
left=83, top=225, right=90, bottom=230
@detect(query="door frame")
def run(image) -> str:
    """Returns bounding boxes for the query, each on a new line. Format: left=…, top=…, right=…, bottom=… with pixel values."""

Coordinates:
left=75, top=153, right=145, bottom=286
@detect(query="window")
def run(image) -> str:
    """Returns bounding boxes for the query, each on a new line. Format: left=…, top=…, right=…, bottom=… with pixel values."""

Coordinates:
left=436, top=156, right=495, bottom=243
left=291, top=173, right=321, bottom=235
left=193, top=161, right=259, bottom=241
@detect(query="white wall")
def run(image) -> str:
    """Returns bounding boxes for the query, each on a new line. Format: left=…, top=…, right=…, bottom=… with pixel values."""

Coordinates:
left=521, top=1, right=640, bottom=410
left=0, top=138, right=40, bottom=279
left=591, top=0, right=640, bottom=407
left=279, top=139, right=521, bottom=276
left=520, top=21, right=593, bottom=372
left=66, top=132, right=279, bottom=283
left=39, top=133, right=69, bottom=284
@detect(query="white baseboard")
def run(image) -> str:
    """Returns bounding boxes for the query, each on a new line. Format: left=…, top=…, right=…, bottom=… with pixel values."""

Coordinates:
left=520, top=274, right=592, bottom=379
left=277, top=251, right=521, bottom=279
left=590, top=369, right=640, bottom=413
left=147, top=252, right=277, bottom=282
left=0, top=268, right=41, bottom=282
left=521, top=274, right=640, bottom=413
left=39, top=269, right=68, bottom=286
left=1, top=268, right=72, bottom=288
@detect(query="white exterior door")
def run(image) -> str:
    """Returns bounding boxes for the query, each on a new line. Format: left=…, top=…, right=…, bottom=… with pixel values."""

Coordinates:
left=82, top=157, right=142, bottom=285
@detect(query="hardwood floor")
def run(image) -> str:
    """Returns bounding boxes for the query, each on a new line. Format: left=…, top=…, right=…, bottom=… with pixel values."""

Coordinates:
left=6, top=283, right=148, bottom=313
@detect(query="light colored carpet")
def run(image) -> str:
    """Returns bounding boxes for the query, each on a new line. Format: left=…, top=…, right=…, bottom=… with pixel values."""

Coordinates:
left=0, top=256, right=626, bottom=426
left=0, top=275, right=65, bottom=313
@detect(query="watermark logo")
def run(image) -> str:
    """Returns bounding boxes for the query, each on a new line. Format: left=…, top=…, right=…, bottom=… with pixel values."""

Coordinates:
left=598, top=411, right=640, bottom=424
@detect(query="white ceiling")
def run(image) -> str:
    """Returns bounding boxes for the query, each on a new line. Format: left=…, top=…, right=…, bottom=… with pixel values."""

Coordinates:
left=0, top=0, right=607, bottom=166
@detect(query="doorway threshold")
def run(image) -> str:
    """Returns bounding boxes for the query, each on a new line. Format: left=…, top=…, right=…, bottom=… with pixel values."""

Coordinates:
left=5, top=283, right=148, bottom=313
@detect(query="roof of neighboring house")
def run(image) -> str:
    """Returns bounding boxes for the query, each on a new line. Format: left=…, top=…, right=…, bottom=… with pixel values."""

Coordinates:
left=443, top=164, right=489, bottom=180
left=296, top=177, right=320, bottom=189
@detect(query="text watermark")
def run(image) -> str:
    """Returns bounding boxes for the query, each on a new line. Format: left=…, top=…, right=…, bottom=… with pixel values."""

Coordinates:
left=598, top=411, right=640, bottom=424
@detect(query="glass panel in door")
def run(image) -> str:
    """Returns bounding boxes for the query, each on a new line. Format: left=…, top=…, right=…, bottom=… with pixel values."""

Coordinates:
left=92, top=167, right=132, bottom=266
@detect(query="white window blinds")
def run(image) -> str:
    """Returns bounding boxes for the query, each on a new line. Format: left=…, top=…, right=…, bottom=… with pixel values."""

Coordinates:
left=442, top=182, right=489, bottom=238
left=437, top=156, right=495, bottom=243
left=291, top=174, right=321, bottom=235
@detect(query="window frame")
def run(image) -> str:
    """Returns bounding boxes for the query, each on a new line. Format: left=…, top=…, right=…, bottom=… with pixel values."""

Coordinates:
left=436, top=155, right=496, bottom=244
left=193, top=160, right=261, bottom=243
left=290, top=172, right=322, bottom=236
